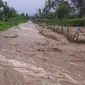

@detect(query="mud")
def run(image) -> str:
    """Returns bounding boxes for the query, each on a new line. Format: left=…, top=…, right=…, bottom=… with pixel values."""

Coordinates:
left=0, top=21, right=85, bottom=85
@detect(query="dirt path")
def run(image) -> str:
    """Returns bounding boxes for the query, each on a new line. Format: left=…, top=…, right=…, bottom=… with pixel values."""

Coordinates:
left=0, top=21, right=85, bottom=85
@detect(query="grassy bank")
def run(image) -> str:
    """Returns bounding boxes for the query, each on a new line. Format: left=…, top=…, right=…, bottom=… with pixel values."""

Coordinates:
left=51, top=18, right=85, bottom=26
left=0, top=17, right=28, bottom=31
left=38, top=18, right=85, bottom=26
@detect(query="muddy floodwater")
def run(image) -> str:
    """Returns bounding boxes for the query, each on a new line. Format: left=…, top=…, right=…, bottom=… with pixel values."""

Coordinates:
left=0, top=21, right=85, bottom=85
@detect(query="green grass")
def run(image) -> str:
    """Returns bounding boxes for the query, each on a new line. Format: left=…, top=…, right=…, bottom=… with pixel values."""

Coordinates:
left=0, top=17, right=28, bottom=31
left=51, top=18, right=85, bottom=26
left=38, top=18, right=85, bottom=26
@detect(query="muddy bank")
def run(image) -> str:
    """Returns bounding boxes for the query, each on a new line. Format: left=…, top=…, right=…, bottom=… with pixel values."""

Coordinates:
left=38, top=26, right=69, bottom=44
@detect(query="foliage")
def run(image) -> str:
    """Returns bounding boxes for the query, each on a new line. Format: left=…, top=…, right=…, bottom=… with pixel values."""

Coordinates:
left=71, top=0, right=85, bottom=18
left=45, top=18, right=85, bottom=26
left=0, top=0, right=29, bottom=30
left=56, top=18, right=85, bottom=26
left=56, top=0, right=71, bottom=19
left=0, top=16, right=28, bottom=31
left=33, top=0, right=85, bottom=26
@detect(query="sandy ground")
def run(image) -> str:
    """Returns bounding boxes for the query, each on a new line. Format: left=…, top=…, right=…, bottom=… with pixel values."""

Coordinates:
left=0, top=21, right=85, bottom=85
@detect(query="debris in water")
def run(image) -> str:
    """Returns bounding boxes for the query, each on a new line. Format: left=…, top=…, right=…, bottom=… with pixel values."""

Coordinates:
left=5, top=34, right=18, bottom=38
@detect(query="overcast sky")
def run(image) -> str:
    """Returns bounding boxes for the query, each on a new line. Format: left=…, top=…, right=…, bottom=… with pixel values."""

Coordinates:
left=3, top=0, right=45, bottom=15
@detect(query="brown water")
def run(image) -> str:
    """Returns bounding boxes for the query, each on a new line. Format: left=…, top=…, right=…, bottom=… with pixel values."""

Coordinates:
left=1, top=21, right=45, bottom=44
left=0, top=21, right=85, bottom=85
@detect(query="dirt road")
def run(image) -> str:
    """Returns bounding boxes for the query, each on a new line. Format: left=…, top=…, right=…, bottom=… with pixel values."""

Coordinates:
left=0, top=21, right=85, bottom=85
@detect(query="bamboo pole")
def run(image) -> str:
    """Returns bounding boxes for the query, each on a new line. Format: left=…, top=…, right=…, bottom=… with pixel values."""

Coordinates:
left=61, top=26, right=64, bottom=34
left=67, top=25, right=70, bottom=38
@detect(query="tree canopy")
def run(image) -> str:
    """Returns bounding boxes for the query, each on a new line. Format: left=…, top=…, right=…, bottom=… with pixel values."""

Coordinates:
left=0, top=0, right=29, bottom=21
left=34, top=0, right=85, bottom=20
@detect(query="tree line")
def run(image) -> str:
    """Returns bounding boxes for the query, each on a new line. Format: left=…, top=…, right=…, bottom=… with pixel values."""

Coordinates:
left=0, top=0, right=29, bottom=21
left=34, top=0, right=85, bottom=20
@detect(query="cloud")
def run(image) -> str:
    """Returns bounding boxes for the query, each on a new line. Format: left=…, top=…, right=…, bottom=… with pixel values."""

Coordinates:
left=3, top=0, right=45, bottom=15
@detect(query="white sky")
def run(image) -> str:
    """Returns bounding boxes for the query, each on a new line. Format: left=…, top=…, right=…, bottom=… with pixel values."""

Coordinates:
left=3, top=0, right=45, bottom=15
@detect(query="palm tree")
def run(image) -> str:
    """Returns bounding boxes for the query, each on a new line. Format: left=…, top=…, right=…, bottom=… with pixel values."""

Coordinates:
left=45, top=0, right=55, bottom=13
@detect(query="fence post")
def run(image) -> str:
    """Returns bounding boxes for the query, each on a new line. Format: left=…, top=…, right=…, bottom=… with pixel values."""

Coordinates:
left=67, top=25, right=70, bottom=38
left=61, top=26, right=64, bottom=34
left=76, top=27, right=80, bottom=41
left=57, top=26, right=59, bottom=33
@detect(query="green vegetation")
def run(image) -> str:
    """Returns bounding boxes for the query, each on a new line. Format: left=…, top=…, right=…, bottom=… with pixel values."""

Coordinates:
left=54, top=18, right=85, bottom=26
left=33, top=0, right=85, bottom=26
left=0, top=17, right=28, bottom=31
left=0, top=0, right=29, bottom=30
left=38, top=18, right=85, bottom=26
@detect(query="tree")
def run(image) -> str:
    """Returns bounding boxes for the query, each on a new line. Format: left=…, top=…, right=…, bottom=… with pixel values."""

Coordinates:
left=9, top=7, right=17, bottom=17
left=37, top=8, right=42, bottom=16
left=0, top=0, right=4, bottom=20
left=46, top=0, right=52, bottom=12
left=2, top=1, right=10, bottom=20
left=0, top=0, right=28, bottom=22
left=25, top=13, right=29, bottom=19
left=0, top=0, right=4, bottom=7
left=42, top=5, right=49, bottom=15
left=20, top=13, right=25, bottom=17
left=56, top=0, right=71, bottom=19
left=52, top=0, right=64, bottom=9
left=71, top=0, right=85, bottom=18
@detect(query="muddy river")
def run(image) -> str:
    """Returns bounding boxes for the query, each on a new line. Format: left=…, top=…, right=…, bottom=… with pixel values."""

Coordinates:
left=0, top=21, right=85, bottom=85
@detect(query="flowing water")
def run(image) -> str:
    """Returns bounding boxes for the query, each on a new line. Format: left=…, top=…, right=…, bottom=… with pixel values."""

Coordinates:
left=0, top=21, right=85, bottom=85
